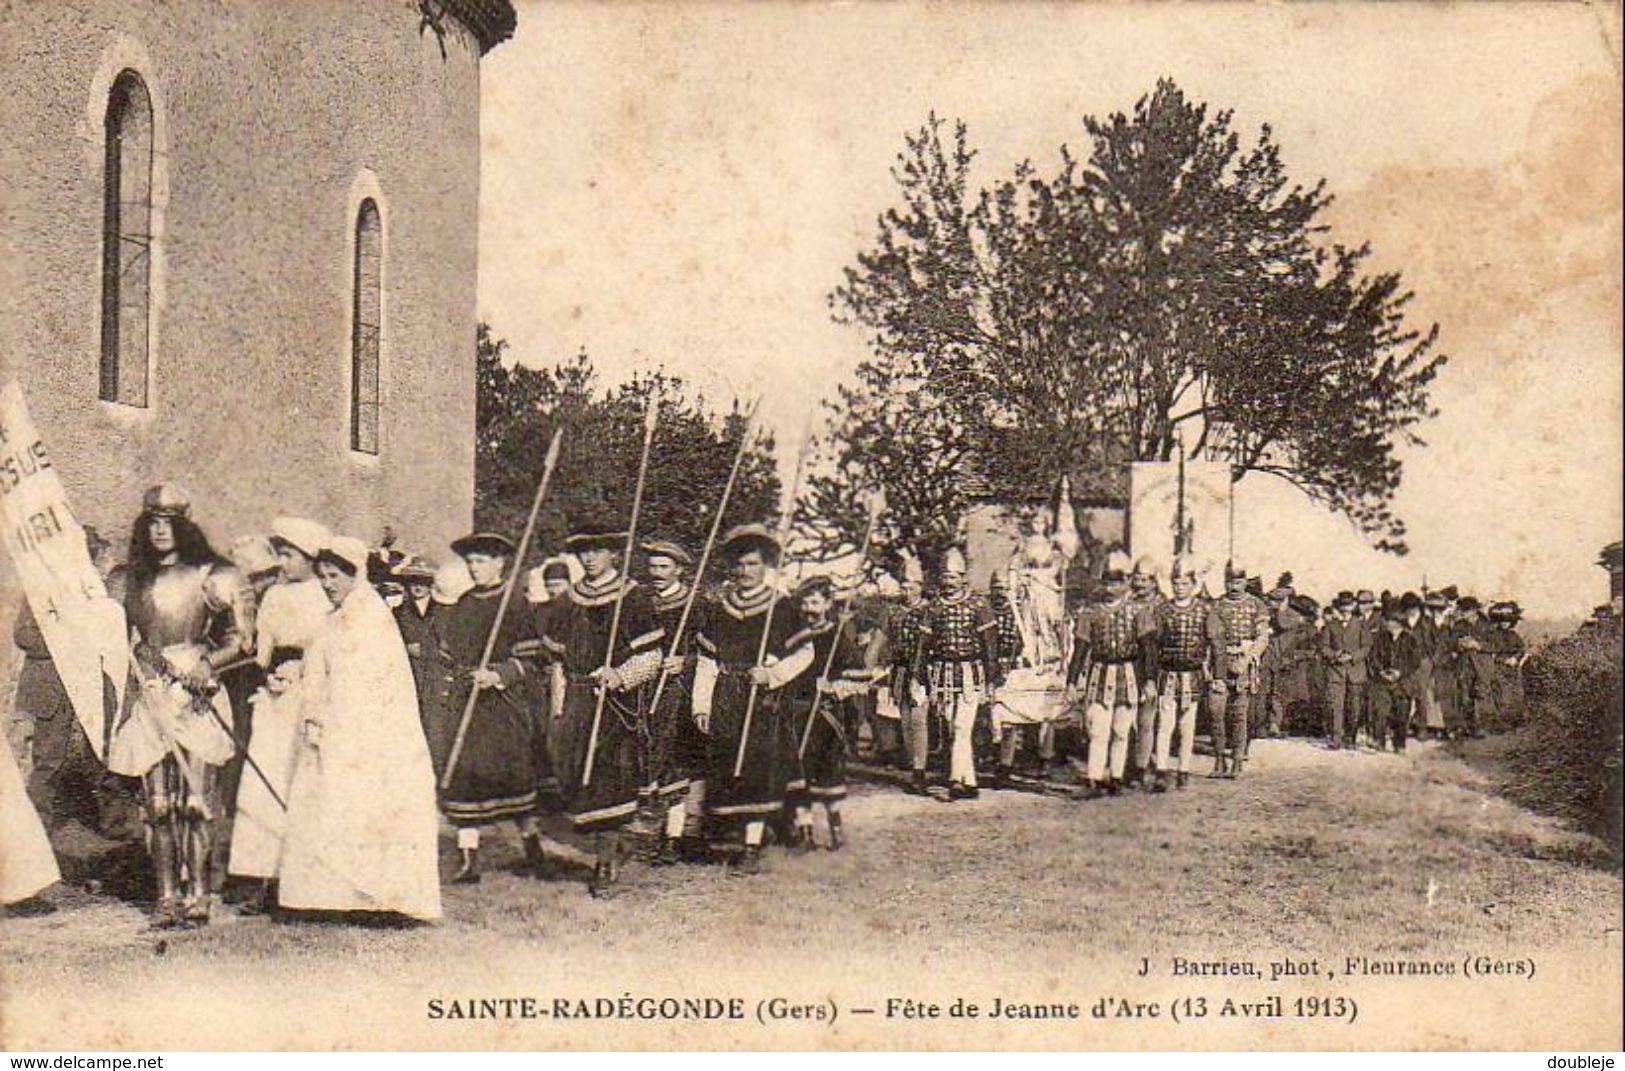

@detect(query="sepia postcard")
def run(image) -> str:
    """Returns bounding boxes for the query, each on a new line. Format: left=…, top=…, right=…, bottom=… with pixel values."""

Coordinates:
left=0, top=0, right=1621, bottom=1053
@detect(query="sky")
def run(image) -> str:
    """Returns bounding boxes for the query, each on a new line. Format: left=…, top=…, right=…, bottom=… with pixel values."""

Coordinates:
left=476, top=1, right=1623, bottom=618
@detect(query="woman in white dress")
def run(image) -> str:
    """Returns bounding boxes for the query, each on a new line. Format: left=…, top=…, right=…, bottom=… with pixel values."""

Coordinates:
left=278, top=535, right=442, bottom=922
left=2, top=728, right=60, bottom=909
left=229, top=517, right=333, bottom=914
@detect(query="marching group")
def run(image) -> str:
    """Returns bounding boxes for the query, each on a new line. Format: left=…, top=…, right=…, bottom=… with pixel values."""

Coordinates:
left=5, top=483, right=1532, bottom=929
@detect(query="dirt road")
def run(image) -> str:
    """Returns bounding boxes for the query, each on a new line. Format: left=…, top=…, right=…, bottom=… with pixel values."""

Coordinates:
left=3, top=739, right=1620, bottom=1050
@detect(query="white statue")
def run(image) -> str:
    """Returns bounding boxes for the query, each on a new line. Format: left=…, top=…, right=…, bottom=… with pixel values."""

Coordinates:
left=1005, top=476, right=1080, bottom=670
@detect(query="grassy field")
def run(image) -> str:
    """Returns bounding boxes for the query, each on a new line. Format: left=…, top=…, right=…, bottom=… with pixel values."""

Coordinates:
left=3, top=738, right=1620, bottom=1050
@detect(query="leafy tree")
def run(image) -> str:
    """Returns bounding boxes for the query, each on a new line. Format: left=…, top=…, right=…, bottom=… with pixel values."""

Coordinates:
left=813, top=80, right=1446, bottom=564
left=475, top=323, right=779, bottom=574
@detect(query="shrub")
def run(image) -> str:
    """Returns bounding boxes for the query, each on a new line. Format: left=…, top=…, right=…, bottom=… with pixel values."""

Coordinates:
left=1512, top=621, right=1623, bottom=862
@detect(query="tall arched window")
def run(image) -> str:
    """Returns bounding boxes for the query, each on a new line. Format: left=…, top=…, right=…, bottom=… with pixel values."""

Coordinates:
left=351, top=199, right=382, bottom=454
left=100, top=70, right=153, bottom=406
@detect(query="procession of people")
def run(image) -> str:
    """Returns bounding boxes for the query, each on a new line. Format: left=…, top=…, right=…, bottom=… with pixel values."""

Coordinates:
left=4, top=475, right=1539, bottom=926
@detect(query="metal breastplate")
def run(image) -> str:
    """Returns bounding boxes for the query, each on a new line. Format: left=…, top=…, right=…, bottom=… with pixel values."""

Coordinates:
left=132, top=563, right=215, bottom=649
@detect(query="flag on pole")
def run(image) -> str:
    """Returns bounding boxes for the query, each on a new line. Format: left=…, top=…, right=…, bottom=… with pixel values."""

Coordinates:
left=0, top=382, right=130, bottom=763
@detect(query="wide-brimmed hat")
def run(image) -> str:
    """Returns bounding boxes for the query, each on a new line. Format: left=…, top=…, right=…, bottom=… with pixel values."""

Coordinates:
left=1488, top=600, right=1523, bottom=621
left=1401, top=591, right=1424, bottom=612
left=1356, top=589, right=1377, bottom=605
left=270, top=516, right=331, bottom=560
left=392, top=555, right=438, bottom=583
left=316, top=535, right=371, bottom=576
left=719, top=523, right=781, bottom=563
left=141, top=483, right=191, bottom=519
left=1424, top=590, right=1448, bottom=609
left=639, top=538, right=693, bottom=566
left=451, top=531, right=517, bottom=559
left=1333, top=590, right=1357, bottom=609
left=1457, top=595, right=1483, bottom=613
left=563, top=519, right=628, bottom=553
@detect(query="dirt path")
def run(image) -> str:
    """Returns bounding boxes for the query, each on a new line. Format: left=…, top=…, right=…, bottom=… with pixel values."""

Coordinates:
left=3, top=739, right=1620, bottom=1050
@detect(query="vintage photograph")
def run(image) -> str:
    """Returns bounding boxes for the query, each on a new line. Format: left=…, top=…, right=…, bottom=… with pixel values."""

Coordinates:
left=1, top=0, right=1620, bottom=1053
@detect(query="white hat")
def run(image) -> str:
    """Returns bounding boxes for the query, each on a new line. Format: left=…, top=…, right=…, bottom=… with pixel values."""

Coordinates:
left=1103, top=550, right=1133, bottom=579
left=270, top=516, right=331, bottom=559
left=229, top=535, right=279, bottom=577
left=318, top=534, right=371, bottom=575
left=941, top=547, right=968, bottom=576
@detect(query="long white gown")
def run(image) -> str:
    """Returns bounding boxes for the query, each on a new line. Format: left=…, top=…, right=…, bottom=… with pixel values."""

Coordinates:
left=278, top=581, right=442, bottom=920
left=1, top=730, right=59, bottom=905
left=229, top=579, right=332, bottom=879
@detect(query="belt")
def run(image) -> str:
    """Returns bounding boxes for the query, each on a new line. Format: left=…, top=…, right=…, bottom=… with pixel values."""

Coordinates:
left=1097, top=656, right=1136, bottom=666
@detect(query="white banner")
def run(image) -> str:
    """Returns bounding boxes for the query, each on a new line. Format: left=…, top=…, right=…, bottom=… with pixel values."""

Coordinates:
left=0, top=381, right=130, bottom=762
left=1129, top=459, right=1233, bottom=585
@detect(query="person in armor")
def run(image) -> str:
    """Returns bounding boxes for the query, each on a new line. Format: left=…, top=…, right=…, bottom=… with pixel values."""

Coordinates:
left=691, top=525, right=813, bottom=873
left=542, top=521, right=664, bottom=896
left=918, top=548, right=1000, bottom=801
left=1204, top=561, right=1270, bottom=779
left=1152, top=560, right=1208, bottom=790
left=1067, top=551, right=1155, bottom=796
left=1321, top=591, right=1372, bottom=750
left=427, top=532, right=552, bottom=886
left=889, top=558, right=932, bottom=794
left=638, top=538, right=706, bottom=864
left=1366, top=596, right=1424, bottom=753
left=783, top=577, right=861, bottom=851
left=1486, top=601, right=1527, bottom=729
left=1127, top=557, right=1165, bottom=788
left=116, top=485, right=255, bottom=928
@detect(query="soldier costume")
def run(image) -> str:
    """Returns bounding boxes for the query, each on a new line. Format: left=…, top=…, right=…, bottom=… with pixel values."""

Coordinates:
left=638, top=538, right=705, bottom=861
left=1068, top=552, right=1155, bottom=795
left=692, top=524, right=814, bottom=872
left=888, top=561, right=932, bottom=794
left=988, top=571, right=1037, bottom=787
left=918, top=548, right=1000, bottom=800
left=1128, top=558, right=1165, bottom=787
left=539, top=522, right=664, bottom=894
left=427, top=532, right=551, bottom=885
left=1321, top=592, right=1372, bottom=749
left=114, top=485, right=255, bottom=928
left=1152, top=561, right=1208, bottom=790
left=784, top=577, right=860, bottom=851
left=1204, top=561, right=1270, bottom=778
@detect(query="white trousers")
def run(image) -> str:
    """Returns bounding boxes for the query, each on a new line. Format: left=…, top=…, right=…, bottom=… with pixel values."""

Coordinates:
left=934, top=690, right=983, bottom=787
left=1155, top=672, right=1203, bottom=773
left=1084, top=703, right=1134, bottom=782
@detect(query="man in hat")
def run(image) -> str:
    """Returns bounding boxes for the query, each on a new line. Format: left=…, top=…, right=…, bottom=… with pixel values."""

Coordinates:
left=889, top=557, right=932, bottom=793
left=1151, top=558, right=1208, bottom=790
left=917, top=547, right=1001, bottom=800
left=1204, top=560, right=1271, bottom=778
left=691, top=524, right=814, bottom=872
left=427, top=531, right=555, bottom=885
left=541, top=521, right=665, bottom=895
left=783, top=576, right=863, bottom=850
left=1366, top=595, right=1424, bottom=752
left=114, top=485, right=254, bottom=927
left=1068, top=551, right=1156, bottom=795
left=1258, top=574, right=1304, bottom=739
left=1414, top=589, right=1454, bottom=738
left=1321, top=591, right=1372, bottom=749
left=391, top=556, right=439, bottom=697
left=638, top=537, right=705, bottom=863
left=1486, top=601, right=1528, bottom=728
left=1449, top=597, right=1495, bottom=739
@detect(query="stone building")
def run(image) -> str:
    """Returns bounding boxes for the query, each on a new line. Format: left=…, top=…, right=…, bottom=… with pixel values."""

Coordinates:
left=0, top=0, right=515, bottom=693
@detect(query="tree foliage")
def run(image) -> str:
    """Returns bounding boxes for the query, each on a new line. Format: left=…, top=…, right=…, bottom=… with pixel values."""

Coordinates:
left=811, top=79, right=1446, bottom=566
left=475, top=323, right=780, bottom=572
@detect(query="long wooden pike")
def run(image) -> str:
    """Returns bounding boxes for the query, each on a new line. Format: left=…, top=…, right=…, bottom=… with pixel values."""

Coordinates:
left=440, top=428, right=564, bottom=791
left=732, top=413, right=815, bottom=779
left=645, top=397, right=761, bottom=721
left=799, top=489, right=883, bottom=760
left=580, top=394, right=660, bottom=789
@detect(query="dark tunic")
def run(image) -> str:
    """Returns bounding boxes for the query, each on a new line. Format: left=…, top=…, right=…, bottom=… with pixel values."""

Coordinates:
left=394, top=597, right=437, bottom=694
left=426, top=585, right=545, bottom=826
left=693, top=586, right=806, bottom=822
left=785, top=618, right=861, bottom=803
left=645, top=580, right=703, bottom=800
left=540, top=574, right=662, bottom=833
